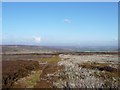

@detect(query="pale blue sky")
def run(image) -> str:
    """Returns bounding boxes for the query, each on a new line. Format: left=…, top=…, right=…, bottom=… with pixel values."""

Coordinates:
left=2, top=2, right=118, bottom=46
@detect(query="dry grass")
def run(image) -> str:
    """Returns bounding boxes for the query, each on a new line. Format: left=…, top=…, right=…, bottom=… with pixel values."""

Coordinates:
left=80, top=62, right=118, bottom=72
left=80, top=62, right=109, bottom=68
left=39, top=55, right=61, bottom=63
left=2, top=60, right=40, bottom=88
left=34, top=64, right=64, bottom=88
left=12, top=55, right=62, bottom=88
left=12, top=70, right=42, bottom=88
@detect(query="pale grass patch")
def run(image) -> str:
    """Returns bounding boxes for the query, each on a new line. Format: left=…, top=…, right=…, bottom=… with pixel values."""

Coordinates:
left=13, top=70, right=42, bottom=88
left=39, top=55, right=61, bottom=63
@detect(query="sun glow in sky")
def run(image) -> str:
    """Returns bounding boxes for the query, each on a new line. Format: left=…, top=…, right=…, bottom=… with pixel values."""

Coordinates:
left=2, top=2, right=118, bottom=46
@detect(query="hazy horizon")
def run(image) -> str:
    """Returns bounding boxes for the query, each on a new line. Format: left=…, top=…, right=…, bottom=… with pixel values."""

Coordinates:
left=2, top=2, right=118, bottom=46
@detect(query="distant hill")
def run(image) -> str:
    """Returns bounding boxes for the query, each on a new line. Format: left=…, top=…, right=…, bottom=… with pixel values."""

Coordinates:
left=1, top=45, right=118, bottom=54
left=1, top=45, right=63, bottom=54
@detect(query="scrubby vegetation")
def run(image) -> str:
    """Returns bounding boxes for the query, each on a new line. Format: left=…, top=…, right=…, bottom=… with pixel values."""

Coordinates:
left=34, top=64, right=64, bottom=88
left=80, top=62, right=118, bottom=72
left=2, top=52, right=119, bottom=89
left=12, top=70, right=42, bottom=88
left=80, top=62, right=120, bottom=88
left=2, top=54, right=61, bottom=88
left=2, top=60, right=40, bottom=88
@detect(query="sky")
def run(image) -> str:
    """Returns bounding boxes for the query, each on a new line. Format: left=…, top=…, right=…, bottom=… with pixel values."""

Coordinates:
left=0, top=2, right=2, bottom=45
left=2, top=2, right=118, bottom=46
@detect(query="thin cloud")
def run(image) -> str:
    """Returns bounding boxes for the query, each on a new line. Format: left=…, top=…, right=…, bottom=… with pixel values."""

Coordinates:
left=33, top=37, right=41, bottom=43
left=64, top=18, right=71, bottom=23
